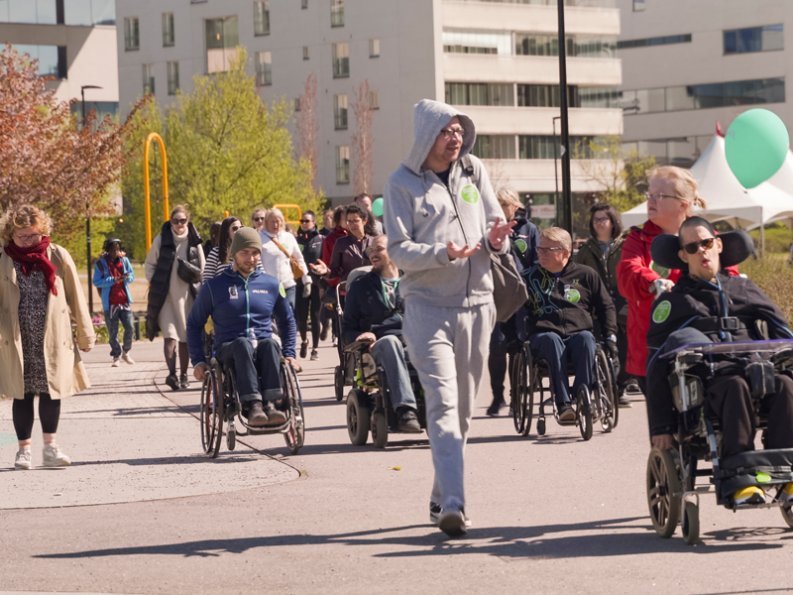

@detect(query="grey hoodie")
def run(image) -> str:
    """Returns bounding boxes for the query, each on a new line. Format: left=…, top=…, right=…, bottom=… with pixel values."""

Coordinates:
left=384, top=99, right=506, bottom=308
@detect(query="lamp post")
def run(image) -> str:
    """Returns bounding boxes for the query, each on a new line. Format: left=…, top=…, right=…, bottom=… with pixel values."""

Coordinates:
left=556, top=0, right=573, bottom=234
left=81, top=84, right=102, bottom=315
left=552, top=115, right=561, bottom=214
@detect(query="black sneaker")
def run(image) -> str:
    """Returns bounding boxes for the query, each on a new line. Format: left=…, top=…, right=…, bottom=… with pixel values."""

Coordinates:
left=320, top=324, right=329, bottom=342
left=558, top=405, right=576, bottom=423
left=179, top=373, right=189, bottom=390
left=300, top=340, right=308, bottom=359
left=438, top=508, right=467, bottom=537
left=165, top=374, right=179, bottom=391
left=486, top=398, right=505, bottom=417
left=430, top=502, right=472, bottom=527
left=397, top=408, right=421, bottom=433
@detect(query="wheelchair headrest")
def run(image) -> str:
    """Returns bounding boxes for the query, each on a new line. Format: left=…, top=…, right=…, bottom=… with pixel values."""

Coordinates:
left=650, top=229, right=754, bottom=270
left=346, top=265, right=372, bottom=288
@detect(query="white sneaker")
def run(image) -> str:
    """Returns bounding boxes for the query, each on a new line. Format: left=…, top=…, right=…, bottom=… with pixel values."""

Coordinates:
left=111, top=358, right=120, bottom=367
left=42, top=444, right=71, bottom=468
left=122, top=353, right=135, bottom=365
left=15, top=449, right=32, bottom=470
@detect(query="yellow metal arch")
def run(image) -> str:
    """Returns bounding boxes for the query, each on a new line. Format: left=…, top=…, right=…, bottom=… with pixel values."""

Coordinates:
left=143, top=132, right=170, bottom=250
left=274, top=203, right=302, bottom=229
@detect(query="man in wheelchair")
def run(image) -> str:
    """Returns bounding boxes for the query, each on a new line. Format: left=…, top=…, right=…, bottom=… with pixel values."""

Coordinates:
left=519, top=227, right=617, bottom=422
left=646, top=216, right=793, bottom=505
left=187, top=227, right=298, bottom=427
left=342, top=235, right=421, bottom=433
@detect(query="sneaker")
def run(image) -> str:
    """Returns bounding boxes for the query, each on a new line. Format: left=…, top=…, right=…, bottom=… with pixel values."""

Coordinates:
left=122, top=352, right=135, bottom=365
left=438, top=508, right=468, bottom=538
left=165, top=374, right=179, bottom=391
left=15, top=448, right=32, bottom=470
left=618, top=394, right=633, bottom=408
left=486, top=398, right=506, bottom=417
left=42, top=444, right=71, bottom=468
left=733, top=485, right=766, bottom=506
left=300, top=340, right=308, bottom=359
left=430, top=502, right=472, bottom=528
left=179, top=373, right=190, bottom=390
left=320, top=324, right=329, bottom=342
left=783, top=482, right=793, bottom=504
left=111, top=357, right=120, bottom=367
left=246, top=401, right=269, bottom=427
left=264, top=401, right=287, bottom=426
left=558, top=405, right=576, bottom=423
left=310, top=349, right=319, bottom=361
left=625, top=378, right=642, bottom=395
left=397, top=408, right=422, bottom=433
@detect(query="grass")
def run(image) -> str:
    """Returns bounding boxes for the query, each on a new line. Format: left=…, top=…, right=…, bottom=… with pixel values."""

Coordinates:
left=740, top=252, right=793, bottom=325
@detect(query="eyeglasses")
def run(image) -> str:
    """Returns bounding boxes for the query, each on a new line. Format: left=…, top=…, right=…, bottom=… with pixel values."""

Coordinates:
left=645, top=192, right=683, bottom=202
left=171, top=218, right=187, bottom=225
left=253, top=216, right=266, bottom=222
left=14, top=233, right=43, bottom=243
left=300, top=219, right=313, bottom=224
left=537, top=246, right=565, bottom=254
left=230, top=225, right=241, bottom=232
left=439, top=127, right=464, bottom=140
left=593, top=216, right=610, bottom=224
left=682, top=237, right=716, bottom=254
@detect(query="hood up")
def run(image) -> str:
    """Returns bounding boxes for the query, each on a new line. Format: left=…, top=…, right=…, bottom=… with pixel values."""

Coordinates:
left=402, top=99, right=476, bottom=175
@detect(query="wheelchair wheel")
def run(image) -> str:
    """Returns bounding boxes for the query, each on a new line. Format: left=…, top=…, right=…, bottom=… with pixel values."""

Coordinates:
left=536, top=417, right=546, bottom=436
left=511, top=346, right=534, bottom=436
left=371, top=410, right=388, bottom=449
left=595, top=348, right=618, bottom=432
left=200, top=367, right=224, bottom=458
left=227, top=425, right=236, bottom=451
left=646, top=447, right=682, bottom=538
left=682, top=500, right=700, bottom=545
left=782, top=503, right=793, bottom=529
left=575, top=385, right=593, bottom=441
left=282, top=362, right=305, bottom=455
left=334, top=365, right=345, bottom=402
left=346, top=389, right=371, bottom=446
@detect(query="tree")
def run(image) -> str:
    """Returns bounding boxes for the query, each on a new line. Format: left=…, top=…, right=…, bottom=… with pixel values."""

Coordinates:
left=352, top=80, right=373, bottom=195
left=296, top=73, right=318, bottom=191
left=0, top=44, right=141, bottom=259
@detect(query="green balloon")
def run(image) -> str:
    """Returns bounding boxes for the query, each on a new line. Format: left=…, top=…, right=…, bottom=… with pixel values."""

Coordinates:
left=371, top=196, right=384, bottom=217
left=725, top=108, right=789, bottom=188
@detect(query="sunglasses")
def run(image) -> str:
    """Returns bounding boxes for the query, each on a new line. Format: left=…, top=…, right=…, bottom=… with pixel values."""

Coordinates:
left=253, top=216, right=266, bottom=222
left=682, top=237, right=716, bottom=254
left=171, top=218, right=187, bottom=225
left=300, top=219, right=313, bottom=223
left=537, top=246, right=564, bottom=254
left=230, top=225, right=241, bottom=232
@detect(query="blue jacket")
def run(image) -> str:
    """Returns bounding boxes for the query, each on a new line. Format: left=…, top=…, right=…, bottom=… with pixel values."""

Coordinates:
left=187, top=266, right=297, bottom=366
left=92, top=255, right=134, bottom=312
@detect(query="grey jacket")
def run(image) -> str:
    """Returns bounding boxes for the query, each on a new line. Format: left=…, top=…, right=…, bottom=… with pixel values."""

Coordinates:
left=383, top=99, right=506, bottom=308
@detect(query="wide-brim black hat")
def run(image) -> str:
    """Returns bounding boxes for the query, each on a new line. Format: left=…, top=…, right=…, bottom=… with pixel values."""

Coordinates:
left=650, top=229, right=754, bottom=270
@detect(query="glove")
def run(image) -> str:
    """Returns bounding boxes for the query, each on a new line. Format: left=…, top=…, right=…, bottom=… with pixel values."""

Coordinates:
left=606, top=335, right=619, bottom=359
left=302, top=281, right=312, bottom=298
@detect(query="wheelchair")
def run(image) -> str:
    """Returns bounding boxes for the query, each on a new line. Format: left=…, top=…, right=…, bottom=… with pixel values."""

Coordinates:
left=343, top=338, right=427, bottom=448
left=646, top=338, right=793, bottom=544
left=199, top=355, right=305, bottom=457
left=332, top=266, right=372, bottom=402
left=510, top=338, right=619, bottom=441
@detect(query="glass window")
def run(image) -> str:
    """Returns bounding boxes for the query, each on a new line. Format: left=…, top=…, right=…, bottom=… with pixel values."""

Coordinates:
left=303, top=46, right=309, bottom=60
left=618, top=34, right=691, bottom=50
left=665, top=86, right=695, bottom=111
left=369, top=38, right=380, bottom=58
left=336, top=146, right=350, bottom=184
left=445, top=82, right=514, bottom=106
left=255, top=51, right=272, bottom=86
left=332, top=42, right=349, bottom=78
left=64, top=0, right=91, bottom=25
left=124, top=17, right=140, bottom=51
left=334, top=94, right=348, bottom=130
left=519, top=135, right=557, bottom=159
left=0, top=0, right=56, bottom=24
left=443, top=30, right=511, bottom=55
left=473, top=135, right=516, bottom=159
left=13, top=44, right=64, bottom=78
left=330, top=0, right=343, bottom=27
left=92, top=0, right=115, bottom=25
left=369, top=90, right=380, bottom=110
left=206, top=16, right=240, bottom=73
left=301, top=0, right=308, bottom=8
left=167, top=61, right=179, bottom=95
left=162, top=12, right=175, bottom=47
left=295, top=97, right=302, bottom=112
left=634, top=88, right=665, bottom=113
left=633, top=0, right=646, bottom=11
left=724, top=24, right=783, bottom=54
left=254, top=0, right=270, bottom=36
left=142, top=64, right=155, bottom=95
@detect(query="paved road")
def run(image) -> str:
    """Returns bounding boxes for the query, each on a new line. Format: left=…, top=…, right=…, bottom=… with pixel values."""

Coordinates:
left=1, top=337, right=792, bottom=594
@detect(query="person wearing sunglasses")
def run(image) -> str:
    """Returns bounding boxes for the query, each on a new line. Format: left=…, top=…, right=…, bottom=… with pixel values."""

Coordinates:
left=145, top=204, right=205, bottom=391
left=295, top=211, right=324, bottom=359
left=251, top=208, right=268, bottom=232
left=645, top=216, right=793, bottom=506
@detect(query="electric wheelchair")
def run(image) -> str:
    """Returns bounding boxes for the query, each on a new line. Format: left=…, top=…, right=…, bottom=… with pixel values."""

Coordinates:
left=644, top=229, right=793, bottom=544
left=510, top=338, right=619, bottom=441
left=199, top=355, right=305, bottom=457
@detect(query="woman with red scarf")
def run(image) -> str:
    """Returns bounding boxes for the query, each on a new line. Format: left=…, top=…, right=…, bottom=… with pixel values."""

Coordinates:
left=0, top=204, right=95, bottom=470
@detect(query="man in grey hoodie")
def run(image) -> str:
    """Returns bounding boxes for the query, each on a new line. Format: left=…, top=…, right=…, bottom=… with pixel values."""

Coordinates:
left=384, top=98, right=513, bottom=537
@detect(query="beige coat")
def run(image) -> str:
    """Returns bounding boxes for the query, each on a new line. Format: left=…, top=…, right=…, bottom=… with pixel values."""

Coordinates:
left=0, top=243, right=95, bottom=400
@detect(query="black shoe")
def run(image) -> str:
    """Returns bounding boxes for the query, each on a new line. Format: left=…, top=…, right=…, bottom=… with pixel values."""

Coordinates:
left=624, top=378, right=642, bottom=395
left=558, top=405, right=575, bottom=423
left=438, top=508, right=468, bottom=538
left=300, top=340, right=308, bottom=359
left=165, top=374, right=179, bottom=391
left=486, top=398, right=505, bottom=417
left=320, top=324, right=329, bottom=342
left=246, top=401, right=269, bottom=427
left=179, top=373, right=189, bottom=390
left=264, top=401, right=287, bottom=425
left=397, top=408, right=421, bottom=433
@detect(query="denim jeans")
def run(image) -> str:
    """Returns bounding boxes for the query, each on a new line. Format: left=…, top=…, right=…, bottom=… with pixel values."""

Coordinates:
left=371, top=335, right=417, bottom=411
left=217, top=337, right=282, bottom=404
left=105, top=308, right=134, bottom=358
left=529, top=330, right=595, bottom=407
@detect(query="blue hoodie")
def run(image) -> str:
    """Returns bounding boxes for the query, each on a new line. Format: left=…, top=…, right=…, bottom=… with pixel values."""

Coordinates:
left=92, top=255, right=134, bottom=312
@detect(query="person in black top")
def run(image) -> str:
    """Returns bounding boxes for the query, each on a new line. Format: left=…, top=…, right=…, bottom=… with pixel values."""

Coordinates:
left=296, top=210, right=324, bottom=360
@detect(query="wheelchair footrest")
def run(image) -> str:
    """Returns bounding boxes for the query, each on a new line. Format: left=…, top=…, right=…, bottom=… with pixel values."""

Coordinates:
left=717, top=448, right=793, bottom=501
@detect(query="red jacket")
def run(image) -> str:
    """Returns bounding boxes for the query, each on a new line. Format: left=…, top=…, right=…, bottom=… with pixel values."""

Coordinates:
left=321, top=226, right=348, bottom=287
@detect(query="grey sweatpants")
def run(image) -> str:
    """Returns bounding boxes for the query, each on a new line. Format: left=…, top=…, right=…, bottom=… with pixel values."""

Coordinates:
left=403, top=299, right=495, bottom=512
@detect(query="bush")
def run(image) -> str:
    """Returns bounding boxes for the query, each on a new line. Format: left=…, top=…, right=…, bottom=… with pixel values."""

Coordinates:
left=741, top=253, right=793, bottom=325
left=748, top=224, right=793, bottom=254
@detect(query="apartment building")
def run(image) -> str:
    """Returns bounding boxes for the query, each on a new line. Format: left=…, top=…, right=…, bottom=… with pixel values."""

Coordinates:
left=618, top=0, right=792, bottom=168
left=115, top=0, right=622, bottom=216
left=0, top=0, right=119, bottom=120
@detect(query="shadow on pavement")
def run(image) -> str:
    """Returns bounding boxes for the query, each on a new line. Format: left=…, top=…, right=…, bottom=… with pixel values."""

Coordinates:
left=72, top=454, right=261, bottom=466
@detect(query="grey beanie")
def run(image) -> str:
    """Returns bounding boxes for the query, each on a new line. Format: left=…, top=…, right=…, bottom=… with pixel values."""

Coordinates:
left=229, top=227, right=262, bottom=258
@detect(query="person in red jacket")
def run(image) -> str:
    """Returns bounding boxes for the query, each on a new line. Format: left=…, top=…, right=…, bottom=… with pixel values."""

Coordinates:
left=617, top=166, right=704, bottom=395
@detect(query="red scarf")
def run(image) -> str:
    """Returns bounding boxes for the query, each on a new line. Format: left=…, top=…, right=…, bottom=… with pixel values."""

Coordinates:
left=4, top=236, right=58, bottom=295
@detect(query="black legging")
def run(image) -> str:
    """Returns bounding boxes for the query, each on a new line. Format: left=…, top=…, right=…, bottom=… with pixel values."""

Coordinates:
left=295, top=279, right=321, bottom=349
left=164, top=338, right=189, bottom=376
left=12, top=393, right=60, bottom=441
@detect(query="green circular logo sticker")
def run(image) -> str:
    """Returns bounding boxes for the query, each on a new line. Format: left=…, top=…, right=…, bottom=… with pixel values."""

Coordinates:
left=650, top=259, right=671, bottom=279
left=460, top=183, right=480, bottom=205
left=652, top=300, right=672, bottom=324
left=514, top=238, right=528, bottom=254
left=755, top=471, right=771, bottom=483
left=564, top=288, right=581, bottom=304
left=279, top=283, right=287, bottom=298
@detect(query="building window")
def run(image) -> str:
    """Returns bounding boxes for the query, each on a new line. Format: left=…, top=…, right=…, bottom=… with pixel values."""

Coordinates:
left=369, top=38, right=380, bottom=58
left=167, top=61, right=179, bottom=95
left=443, top=30, right=511, bottom=55
left=303, top=46, right=310, bottom=60
left=334, top=94, right=348, bottom=130
left=369, top=90, right=380, bottom=110
left=255, top=51, right=272, bottom=86
left=124, top=16, right=140, bottom=51
left=336, top=146, right=350, bottom=184
left=205, top=16, right=240, bottom=73
left=724, top=24, right=783, bottom=54
left=294, top=97, right=302, bottom=112
left=633, top=0, right=646, bottom=11
left=332, top=42, right=349, bottom=78
left=445, top=82, right=514, bottom=106
left=162, top=12, right=175, bottom=47
left=254, top=0, right=270, bottom=36
left=473, top=135, right=516, bottom=159
left=514, top=32, right=616, bottom=58
left=142, top=64, right=155, bottom=95
left=617, top=34, right=692, bottom=50
left=13, top=44, right=66, bottom=79
left=330, top=0, right=343, bottom=27
left=301, top=0, right=308, bottom=8
left=0, top=0, right=57, bottom=24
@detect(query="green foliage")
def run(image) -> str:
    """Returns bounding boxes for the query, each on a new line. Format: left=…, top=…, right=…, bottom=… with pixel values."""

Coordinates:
left=748, top=223, right=793, bottom=254
left=741, top=252, right=793, bottom=325
left=119, top=50, right=322, bottom=260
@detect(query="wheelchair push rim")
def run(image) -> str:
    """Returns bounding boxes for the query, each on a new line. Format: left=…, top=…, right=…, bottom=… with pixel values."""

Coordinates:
left=595, top=347, right=618, bottom=433
left=511, top=345, right=534, bottom=437
left=200, top=364, right=224, bottom=458
left=282, top=361, right=306, bottom=455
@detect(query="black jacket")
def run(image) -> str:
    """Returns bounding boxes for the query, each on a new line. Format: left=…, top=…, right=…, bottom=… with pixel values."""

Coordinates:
left=297, top=228, right=324, bottom=283
left=510, top=217, right=540, bottom=272
left=342, top=271, right=403, bottom=346
left=518, top=260, right=616, bottom=341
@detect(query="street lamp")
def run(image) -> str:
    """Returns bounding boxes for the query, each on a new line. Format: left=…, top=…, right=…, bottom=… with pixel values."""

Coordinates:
left=552, top=115, right=561, bottom=213
left=556, top=0, right=573, bottom=234
left=81, top=84, right=102, bottom=315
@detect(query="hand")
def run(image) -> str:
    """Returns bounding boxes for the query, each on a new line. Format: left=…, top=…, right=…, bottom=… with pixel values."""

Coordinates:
left=606, top=340, right=619, bottom=360
left=193, top=362, right=209, bottom=381
left=355, top=332, right=377, bottom=344
left=286, top=356, right=302, bottom=373
left=651, top=434, right=676, bottom=450
left=310, top=259, right=329, bottom=276
left=446, top=241, right=481, bottom=261
left=487, top=217, right=516, bottom=251
left=302, top=282, right=312, bottom=298
left=650, top=278, right=675, bottom=295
